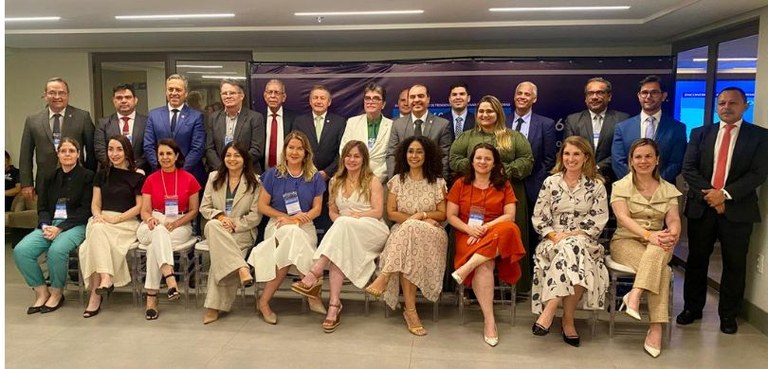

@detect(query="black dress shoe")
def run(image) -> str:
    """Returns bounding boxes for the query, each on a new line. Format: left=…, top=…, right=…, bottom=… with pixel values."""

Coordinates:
left=532, top=322, right=551, bottom=336
left=26, top=305, right=45, bottom=314
left=720, top=317, right=738, bottom=334
left=40, top=296, right=65, bottom=314
left=676, top=310, right=702, bottom=325
left=562, top=329, right=580, bottom=347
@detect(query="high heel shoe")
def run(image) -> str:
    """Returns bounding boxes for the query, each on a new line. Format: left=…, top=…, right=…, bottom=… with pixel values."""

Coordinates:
left=95, top=284, right=114, bottom=297
left=163, top=274, right=181, bottom=301
left=561, top=329, right=580, bottom=347
left=364, top=273, right=389, bottom=299
left=145, top=293, right=159, bottom=320
left=322, top=303, right=343, bottom=333
left=644, top=330, right=661, bottom=358
left=291, top=272, right=323, bottom=299
left=40, top=296, right=65, bottom=314
left=403, top=308, right=427, bottom=336
left=203, top=309, right=219, bottom=325
left=257, top=304, right=277, bottom=325
left=238, top=268, right=254, bottom=288
left=484, top=324, right=499, bottom=347
left=619, top=293, right=642, bottom=321
left=532, top=322, right=551, bottom=336
left=83, top=296, right=103, bottom=319
left=451, top=270, right=464, bottom=285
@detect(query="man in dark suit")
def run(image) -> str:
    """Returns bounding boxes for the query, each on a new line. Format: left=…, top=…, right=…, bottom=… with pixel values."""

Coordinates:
left=94, top=83, right=149, bottom=172
left=395, top=88, right=412, bottom=118
left=439, top=82, right=475, bottom=141
left=205, top=79, right=266, bottom=173
left=564, top=77, right=629, bottom=184
left=677, top=87, right=768, bottom=334
left=143, top=74, right=206, bottom=185
left=20, top=77, right=96, bottom=199
left=508, top=81, right=557, bottom=204
left=386, top=84, right=452, bottom=179
left=292, top=84, right=346, bottom=180
left=263, top=79, right=298, bottom=171
left=612, top=75, right=687, bottom=183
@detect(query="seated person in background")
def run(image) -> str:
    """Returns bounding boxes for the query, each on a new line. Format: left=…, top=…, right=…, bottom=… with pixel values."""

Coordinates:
left=6, top=150, right=21, bottom=210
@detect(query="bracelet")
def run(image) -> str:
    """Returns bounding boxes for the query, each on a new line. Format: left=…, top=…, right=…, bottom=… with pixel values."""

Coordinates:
left=643, top=231, right=651, bottom=240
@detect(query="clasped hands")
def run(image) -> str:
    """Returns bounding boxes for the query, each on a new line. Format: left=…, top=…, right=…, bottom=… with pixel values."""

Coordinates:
left=276, top=212, right=311, bottom=228
left=41, top=225, right=61, bottom=240
left=547, top=230, right=584, bottom=244
left=649, top=229, right=678, bottom=251
left=144, top=216, right=180, bottom=232
left=466, top=224, right=488, bottom=245
left=409, top=211, right=440, bottom=228
left=702, top=189, right=726, bottom=214
left=92, top=214, right=120, bottom=224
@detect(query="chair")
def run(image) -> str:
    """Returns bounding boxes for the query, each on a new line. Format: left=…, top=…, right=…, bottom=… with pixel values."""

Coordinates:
left=131, top=236, right=199, bottom=308
left=65, top=248, right=86, bottom=307
left=193, top=239, right=252, bottom=308
left=456, top=281, right=517, bottom=326
left=605, top=255, right=673, bottom=340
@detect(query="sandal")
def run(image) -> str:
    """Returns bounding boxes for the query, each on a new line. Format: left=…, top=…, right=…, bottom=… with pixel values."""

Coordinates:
left=322, top=303, right=343, bottom=333
left=364, top=273, right=389, bottom=299
left=403, top=308, right=427, bottom=336
left=291, top=271, right=323, bottom=299
left=163, top=273, right=181, bottom=301
left=145, top=293, right=159, bottom=320
left=239, top=268, right=254, bottom=288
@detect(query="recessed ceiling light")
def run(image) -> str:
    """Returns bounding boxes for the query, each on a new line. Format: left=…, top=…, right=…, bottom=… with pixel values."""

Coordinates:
left=5, top=17, right=61, bottom=22
left=177, top=65, right=223, bottom=69
left=115, top=14, right=235, bottom=20
left=692, top=58, right=757, bottom=62
left=202, top=75, right=246, bottom=80
left=186, top=71, right=238, bottom=74
left=489, top=6, right=630, bottom=12
left=295, top=10, right=423, bottom=16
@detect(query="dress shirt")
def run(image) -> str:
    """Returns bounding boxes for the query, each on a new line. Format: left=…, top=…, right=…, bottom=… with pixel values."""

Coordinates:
left=711, top=119, right=743, bottom=199
left=512, top=110, right=532, bottom=139
left=411, top=111, right=430, bottom=131
left=265, top=107, right=286, bottom=168
left=49, top=107, right=68, bottom=131
left=225, top=109, right=241, bottom=142
left=590, top=109, right=606, bottom=147
left=118, top=111, right=137, bottom=137
left=640, top=110, right=662, bottom=139
left=452, top=109, right=469, bottom=135
left=313, top=112, right=325, bottom=140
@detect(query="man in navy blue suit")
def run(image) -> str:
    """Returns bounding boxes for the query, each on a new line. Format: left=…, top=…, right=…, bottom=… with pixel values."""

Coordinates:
left=612, top=75, right=687, bottom=183
left=439, top=82, right=475, bottom=141
left=143, top=74, right=206, bottom=185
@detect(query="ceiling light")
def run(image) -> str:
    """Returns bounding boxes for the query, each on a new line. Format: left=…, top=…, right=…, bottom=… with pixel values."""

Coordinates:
left=186, top=71, right=238, bottom=74
left=115, top=14, right=235, bottom=20
left=202, top=75, right=246, bottom=80
left=489, top=6, right=630, bottom=12
left=177, top=65, right=223, bottom=69
left=5, top=17, right=61, bottom=22
left=295, top=10, right=423, bottom=16
left=691, top=58, right=757, bottom=62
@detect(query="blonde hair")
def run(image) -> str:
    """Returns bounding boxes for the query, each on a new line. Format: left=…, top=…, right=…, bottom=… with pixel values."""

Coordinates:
left=551, top=136, right=603, bottom=182
left=474, top=95, right=513, bottom=152
left=329, top=141, right=375, bottom=204
left=276, top=131, right=317, bottom=181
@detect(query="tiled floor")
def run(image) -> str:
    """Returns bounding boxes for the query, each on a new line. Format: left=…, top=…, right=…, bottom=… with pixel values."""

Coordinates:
left=5, top=244, right=768, bottom=369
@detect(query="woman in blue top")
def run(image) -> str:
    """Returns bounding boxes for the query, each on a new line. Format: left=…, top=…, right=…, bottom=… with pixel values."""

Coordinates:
left=248, top=131, right=326, bottom=324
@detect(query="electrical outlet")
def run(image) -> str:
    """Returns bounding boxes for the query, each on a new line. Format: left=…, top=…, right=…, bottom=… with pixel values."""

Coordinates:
left=757, top=254, right=765, bottom=275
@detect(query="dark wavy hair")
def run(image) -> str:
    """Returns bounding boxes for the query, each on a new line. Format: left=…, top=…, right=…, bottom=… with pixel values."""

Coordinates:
left=212, top=141, right=260, bottom=193
left=157, top=138, right=185, bottom=168
left=461, top=143, right=507, bottom=191
left=394, top=135, right=442, bottom=184
left=101, top=135, right=138, bottom=184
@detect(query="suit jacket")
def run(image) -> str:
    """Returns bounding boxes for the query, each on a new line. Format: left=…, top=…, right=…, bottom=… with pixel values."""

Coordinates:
left=339, top=114, right=393, bottom=181
left=19, top=106, right=96, bottom=188
left=292, top=112, right=347, bottom=176
left=439, top=111, right=476, bottom=141
left=94, top=113, right=149, bottom=172
left=564, top=109, right=630, bottom=181
left=510, top=113, right=556, bottom=203
left=612, top=113, right=687, bottom=183
left=144, top=104, right=206, bottom=184
left=199, top=171, right=263, bottom=244
left=205, top=108, right=266, bottom=173
left=682, top=122, right=768, bottom=223
left=386, top=112, right=452, bottom=180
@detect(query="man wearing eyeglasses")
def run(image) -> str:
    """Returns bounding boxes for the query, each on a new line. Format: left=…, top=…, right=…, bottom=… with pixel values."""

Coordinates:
left=612, top=75, right=687, bottom=183
left=19, top=77, right=96, bottom=199
left=564, top=77, right=629, bottom=184
left=205, top=79, right=266, bottom=173
left=262, top=79, right=298, bottom=171
left=339, top=83, right=393, bottom=182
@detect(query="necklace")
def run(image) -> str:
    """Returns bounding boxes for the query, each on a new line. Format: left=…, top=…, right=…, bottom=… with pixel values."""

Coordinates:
left=288, top=169, right=304, bottom=179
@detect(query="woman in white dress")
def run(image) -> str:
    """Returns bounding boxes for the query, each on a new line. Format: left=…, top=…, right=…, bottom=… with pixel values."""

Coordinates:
left=291, top=140, right=389, bottom=333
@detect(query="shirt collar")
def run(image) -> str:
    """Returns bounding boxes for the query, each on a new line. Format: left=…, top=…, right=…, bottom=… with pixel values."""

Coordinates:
left=640, top=110, right=662, bottom=124
left=119, top=111, right=136, bottom=120
left=589, top=109, right=607, bottom=121
left=513, top=110, right=532, bottom=123
left=719, top=119, right=743, bottom=130
left=49, top=107, right=67, bottom=119
left=268, top=106, right=284, bottom=117
left=367, top=114, right=383, bottom=125
left=167, top=103, right=185, bottom=111
left=313, top=112, right=326, bottom=121
left=411, top=110, right=429, bottom=121
left=452, top=109, right=468, bottom=122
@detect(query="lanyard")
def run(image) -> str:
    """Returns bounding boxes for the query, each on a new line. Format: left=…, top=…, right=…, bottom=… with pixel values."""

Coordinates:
left=160, top=170, right=179, bottom=198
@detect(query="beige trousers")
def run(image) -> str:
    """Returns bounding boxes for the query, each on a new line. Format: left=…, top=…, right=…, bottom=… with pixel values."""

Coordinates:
left=611, top=238, right=672, bottom=323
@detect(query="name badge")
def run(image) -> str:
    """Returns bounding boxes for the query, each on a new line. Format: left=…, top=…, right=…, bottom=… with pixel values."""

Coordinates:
left=367, top=137, right=376, bottom=149
left=54, top=198, right=68, bottom=220
left=124, top=134, right=133, bottom=142
left=164, top=195, right=179, bottom=219
left=592, top=133, right=600, bottom=148
left=468, top=205, right=485, bottom=227
left=53, top=133, right=61, bottom=149
left=224, top=135, right=234, bottom=146
left=225, top=198, right=234, bottom=216
left=283, top=191, right=301, bottom=216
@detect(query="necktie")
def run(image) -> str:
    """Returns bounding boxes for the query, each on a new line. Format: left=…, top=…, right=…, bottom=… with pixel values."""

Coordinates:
left=645, top=116, right=656, bottom=139
left=593, top=115, right=603, bottom=147
left=268, top=113, right=278, bottom=168
left=712, top=124, right=736, bottom=189
left=455, top=116, right=463, bottom=135
left=414, top=119, right=423, bottom=136
left=514, top=117, right=524, bottom=132
left=121, top=116, right=130, bottom=135
left=52, top=113, right=61, bottom=135
left=315, top=115, right=324, bottom=141
left=170, top=109, right=179, bottom=133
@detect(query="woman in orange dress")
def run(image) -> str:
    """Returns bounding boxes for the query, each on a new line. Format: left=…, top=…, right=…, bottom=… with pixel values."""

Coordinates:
left=447, top=142, right=526, bottom=347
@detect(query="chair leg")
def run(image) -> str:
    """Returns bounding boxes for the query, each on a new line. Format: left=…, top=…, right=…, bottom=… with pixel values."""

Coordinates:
left=458, top=284, right=465, bottom=325
left=609, top=275, right=617, bottom=338
left=511, top=285, right=517, bottom=327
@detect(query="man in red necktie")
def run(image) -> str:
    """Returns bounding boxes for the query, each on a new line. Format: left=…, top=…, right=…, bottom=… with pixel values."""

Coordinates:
left=94, top=84, right=149, bottom=172
left=679, top=87, right=768, bottom=334
left=262, top=79, right=298, bottom=171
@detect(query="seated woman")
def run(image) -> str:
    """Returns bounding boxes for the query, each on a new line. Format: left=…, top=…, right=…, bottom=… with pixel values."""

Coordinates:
left=447, top=143, right=526, bottom=347
left=364, top=136, right=447, bottom=336
left=610, top=138, right=681, bottom=358
left=79, top=135, right=145, bottom=318
left=13, top=137, right=94, bottom=314
left=530, top=136, right=609, bottom=347
left=137, top=139, right=201, bottom=320
left=200, top=142, right=262, bottom=325
left=248, top=131, right=326, bottom=324
left=292, top=140, right=389, bottom=333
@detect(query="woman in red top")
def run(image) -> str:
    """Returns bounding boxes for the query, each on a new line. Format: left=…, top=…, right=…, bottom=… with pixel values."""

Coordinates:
left=447, top=143, right=526, bottom=347
left=137, top=139, right=201, bottom=320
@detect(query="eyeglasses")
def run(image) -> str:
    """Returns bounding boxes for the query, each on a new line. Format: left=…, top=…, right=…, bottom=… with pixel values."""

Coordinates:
left=46, top=91, right=68, bottom=98
left=639, top=90, right=662, bottom=97
left=364, top=96, right=383, bottom=103
left=265, top=90, right=284, bottom=96
left=586, top=90, right=608, bottom=97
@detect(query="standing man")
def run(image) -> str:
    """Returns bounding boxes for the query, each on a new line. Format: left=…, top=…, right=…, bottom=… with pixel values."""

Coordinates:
left=20, top=77, right=96, bottom=199
left=263, top=79, right=298, bottom=171
left=205, top=79, right=266, bottom=173
left=440, top=82, right=475, bottom=140
left=678, top=87, right=768, bottom=334
left=612, top=75, right=687, bottom=183
left=94, top=83, right=149, bottom=172
left=143, top=74, right=206, bottom=185
left=386, top=84, right=452, bottom=180
left=564, top=77, right=629, bottom=184
left=395, top=88, right=412, bottom=118
left=509, top=81, right=556, bottom=206
left=339, top=83, right=393, bottom=182
left=292, top=85, right=347, bottom=180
